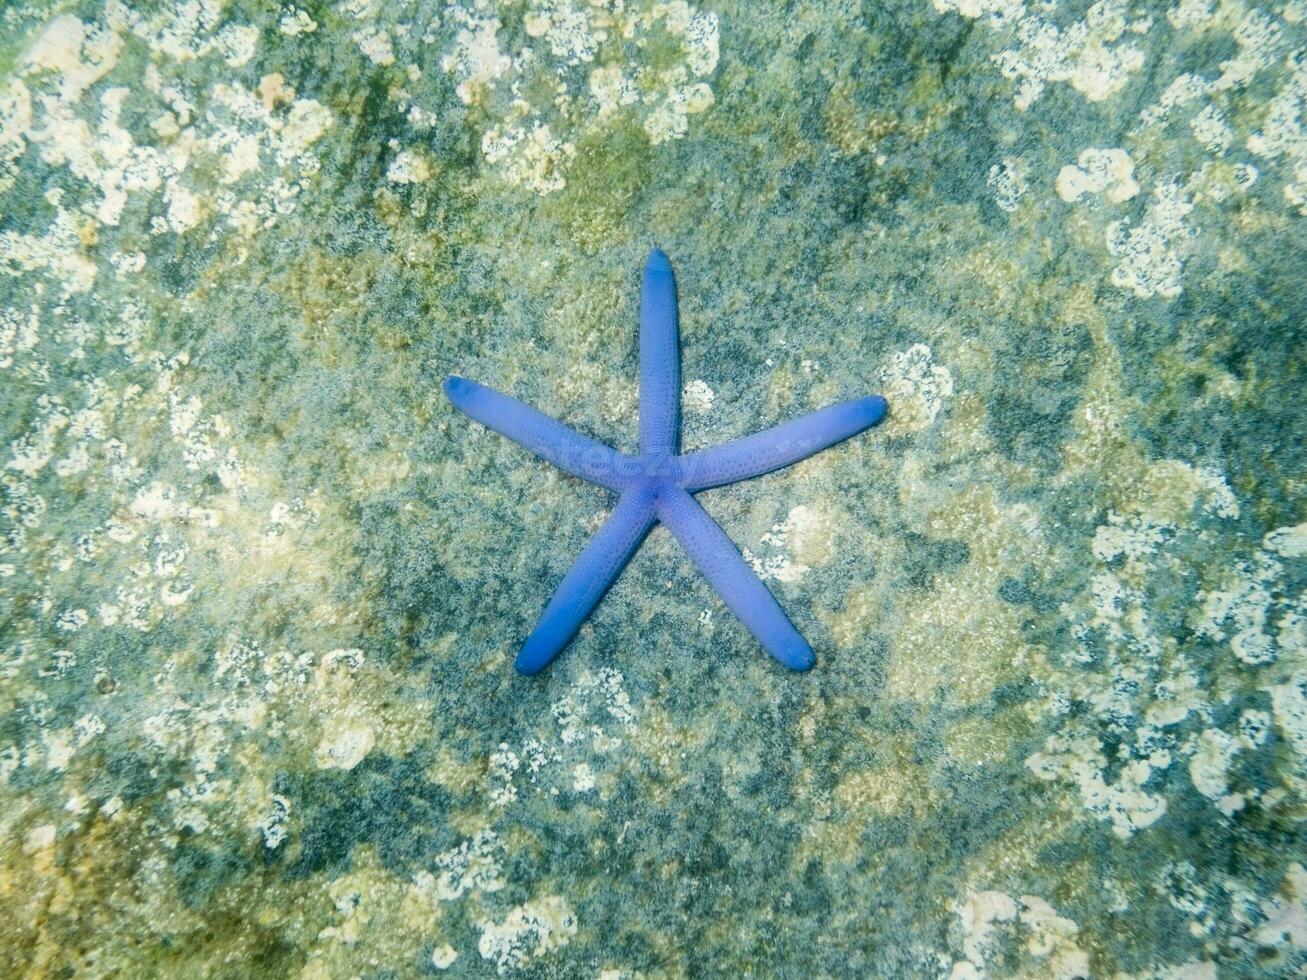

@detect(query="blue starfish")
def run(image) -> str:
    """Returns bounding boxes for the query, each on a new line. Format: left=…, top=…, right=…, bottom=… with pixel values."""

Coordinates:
left=445, top=250, right=888, bottom=675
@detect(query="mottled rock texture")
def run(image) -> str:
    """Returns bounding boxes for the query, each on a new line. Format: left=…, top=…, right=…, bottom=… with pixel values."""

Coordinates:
left=0, top=1, right=1303, bottom=977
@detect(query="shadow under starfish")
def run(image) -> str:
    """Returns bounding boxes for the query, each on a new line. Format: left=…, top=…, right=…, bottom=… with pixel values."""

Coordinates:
left=445, top=249, right=888, bottom=675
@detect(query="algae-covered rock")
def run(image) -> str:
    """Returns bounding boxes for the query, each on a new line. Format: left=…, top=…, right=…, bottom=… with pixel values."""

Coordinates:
left=0, top=1, right=1302, bottom=976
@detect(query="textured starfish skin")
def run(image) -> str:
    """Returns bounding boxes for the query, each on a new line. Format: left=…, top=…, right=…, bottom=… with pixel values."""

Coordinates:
left=445, top=250, right=888, bottom=675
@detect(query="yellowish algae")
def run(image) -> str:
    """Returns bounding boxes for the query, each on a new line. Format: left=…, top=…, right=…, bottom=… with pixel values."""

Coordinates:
left=0, top=0, right=1304, bottom=976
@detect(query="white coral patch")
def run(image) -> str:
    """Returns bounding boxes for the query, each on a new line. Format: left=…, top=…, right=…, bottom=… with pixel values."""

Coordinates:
left=934, top=0, right=1026, bottom=26
left=1269, top=680, right=1307, bottom=762
left=386, top=149, right=431, bottom=184
left=7, top=5, right=336, bottom=262
left=0, top=78, right=33, bottom=194
left=879, top=344, right=954, bottom=431
left=353, top=27, right=395, bottom=65
left=1023, top=459, right=1291, bottom=834
left=745, top=504, right=835, bottom=584
left=481, top=122, right=575, bottom=194
left=1027, top=734, right=1168, bottom=837
left=1107, top=179, right=1195, bottom=299
left=443, top=9, right=514, bottom=103
left=488, top=742, right=521, bottom=808
left=279, top=10, right=318, bottom=36
left=1057, top=147, right=1140, bottom=202
left=478, top=895, right=577, bottom=975
left=442, top=0, right=719, bottom=193
left=1191, top=103, right=1234, bottom=154
left=939, top=0, right=1148, bottom=110
left=1265, top=523, right=1307, bottom=558
left=1189, top=727, right=1238, bottom=800
left=1247, top=52, right=1307, bottom=212
left=435, top=830, right=505, bottom=900
left=217, top=24, right=259, bottom=67
left=988, top=156, right=1028, bottom=211
left=258, top=795, right=292, bottom=848
left=526, top=1, right=605, bottom=64
left=683, top=379, right=715, bottom=414
left=949, top=890, right=1089, bottom=978
left=278, top=99, right=334, bottom=159
left=1195, top=545, right=1302, bottom=666
left=431, top=944, right=459, bottom=969
left=572, top=762, right=595, bottom=792
left=643, top=80, right=715, bottom=145
left=1253, top=863, right=1307, bottom=949
left=314, top=721, right=375, bottom=770
left=954, top=890, right=1017, bottom=966
left=23, top=15, right=123, bottom=103
left=590, top=64, right=639, bottom=117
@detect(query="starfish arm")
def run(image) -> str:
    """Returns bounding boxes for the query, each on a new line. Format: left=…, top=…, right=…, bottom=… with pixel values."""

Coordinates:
left=639, top=248, right=681, bottom=456
left=516, top=490, right=658, bottom=675
left=678, top=395, right=888, bottom=491
left=444, top=376, right=634, bottom=492
left=656, top=487, right=814, bottom=670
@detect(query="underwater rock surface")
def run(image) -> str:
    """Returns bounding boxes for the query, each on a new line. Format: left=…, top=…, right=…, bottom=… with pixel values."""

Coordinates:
left=0, top=1, right=1302, bottom=976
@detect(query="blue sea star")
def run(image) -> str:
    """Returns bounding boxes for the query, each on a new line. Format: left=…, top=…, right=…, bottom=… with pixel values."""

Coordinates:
left=445, top=250, right=888, bottom=674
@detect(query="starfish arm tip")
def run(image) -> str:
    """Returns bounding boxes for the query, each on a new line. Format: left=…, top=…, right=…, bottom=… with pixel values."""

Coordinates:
left=514, top=639, right=553, bottom=676
left=860, top=393, right=889, bottom=426
left=778, top=637, right=816, bottom=671
left=512, top=492, right=658, bottom=674
left=645, top=247, right=672, bottom=273
left=679, top=393, right=889, bottom=491
left=657, top=488, right=816, bottom=671
left=639, top=248, right=680, bottom=455
left=443, top=374, right=473, bottom=404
